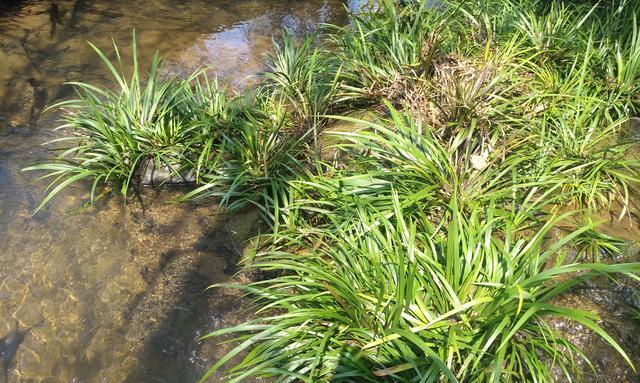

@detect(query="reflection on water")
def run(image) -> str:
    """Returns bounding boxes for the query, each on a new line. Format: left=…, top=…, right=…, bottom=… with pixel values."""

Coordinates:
left=0, top=0, right=360, bottom=125
left=0, top=1, right=358, bottom=381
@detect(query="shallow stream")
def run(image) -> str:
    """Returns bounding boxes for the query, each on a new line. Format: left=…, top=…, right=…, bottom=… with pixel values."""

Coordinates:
left=1, top=1, right=640, bottom=382
left=0, top=1, right=357, bottom=381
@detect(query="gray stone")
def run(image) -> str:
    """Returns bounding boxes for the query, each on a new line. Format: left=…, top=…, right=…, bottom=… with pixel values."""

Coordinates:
left=621, top=286, right=640, bottom=310
left=628, top=117, right=640, bottom=140
left=139, top=158, right=195, bottom=187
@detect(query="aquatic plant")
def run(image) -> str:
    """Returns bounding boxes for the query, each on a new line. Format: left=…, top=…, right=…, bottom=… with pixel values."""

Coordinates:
left=314, top=105, right=549, bottom=221
left=203, top=196, right=640, bottom=382
left=606, top=14, right=640, bottom=110
left=200, top=102, right=639, bottom=383
left=571, top=223, right=626, bottom=262
left=330, top=0, right=447, bottom=106
left=200, top=1, right=640, bottom=382
left=513, top=1, right=595, bottom=64
left=536, top=108, right=639, bottom=217
left=181, top=32, right=342, bottom=219
left=262, top=30, right=342, bottom=144
left=23, top=34, right=235, bottom=211
left=514, top=41, right=640, bottom=215
left=182, top=88, right=311, bottom=216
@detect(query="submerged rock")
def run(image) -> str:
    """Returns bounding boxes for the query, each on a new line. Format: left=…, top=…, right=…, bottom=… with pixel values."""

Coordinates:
left=549, top=276, right=640, bottom=383
left=629, top=117, right=640, bottom=140
left=621, top=286, right=640, bottom=310
left=139, top=158, right=195, bottom=187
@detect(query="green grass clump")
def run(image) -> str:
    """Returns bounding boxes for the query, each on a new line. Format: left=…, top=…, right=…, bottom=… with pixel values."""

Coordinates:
left=182, top=87, right=311, bottom=214
left=24, top=34, right=238, bottom=211
left=197, top=1, right=640, bottom=381
left=181, top=31, right=341, bottom=218
left=202, top=106, right=640, bottom=382
left=203, top=198, right=639, bottom=383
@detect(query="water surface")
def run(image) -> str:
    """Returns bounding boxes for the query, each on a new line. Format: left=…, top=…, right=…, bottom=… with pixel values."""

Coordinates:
left=0, top=1, right=358, bottom=381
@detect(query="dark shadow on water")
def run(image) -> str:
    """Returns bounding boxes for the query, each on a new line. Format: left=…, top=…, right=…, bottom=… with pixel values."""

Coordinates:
left=122, top=260, right=220, bottom=383
left=116, top=202, right=256, bottom=383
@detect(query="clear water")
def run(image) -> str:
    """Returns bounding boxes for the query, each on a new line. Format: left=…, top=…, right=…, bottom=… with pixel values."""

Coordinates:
left=1, top=1, right=639, bottom=382
left=0, top=1, right=360, bottom=381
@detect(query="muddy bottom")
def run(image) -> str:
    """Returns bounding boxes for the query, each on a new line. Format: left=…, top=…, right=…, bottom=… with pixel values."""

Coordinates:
left=0, top=188, right=265, bottom=382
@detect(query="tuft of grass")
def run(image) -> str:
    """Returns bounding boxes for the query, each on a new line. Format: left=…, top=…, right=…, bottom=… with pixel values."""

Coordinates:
left=23, top=33, right=233, bottom=211
left=202, top=196, right=640, bottom=383
left=608, top=14, right=640, bottom=110
left=531, top=100, right=640, bottom=217
left=571, top=224, right=626, bottom=262
left=330, top=0, right=448, bottom=106
left=182, top=88, right=311, bottom=217
left=262, top=30, right=342, bottom=145
left=181, top=31, right=342, bottom=220
left=513, top=1, right=596, bottom=64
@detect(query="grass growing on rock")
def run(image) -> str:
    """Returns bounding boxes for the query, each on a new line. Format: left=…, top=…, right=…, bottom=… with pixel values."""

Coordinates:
left=25, top=0, right=640, bottom=381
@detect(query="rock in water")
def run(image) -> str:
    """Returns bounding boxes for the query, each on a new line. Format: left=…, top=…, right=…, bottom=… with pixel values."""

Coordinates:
left=139, top=158, right=195, bottom=187
left=629, top=117, right=640, bottom=141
